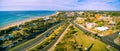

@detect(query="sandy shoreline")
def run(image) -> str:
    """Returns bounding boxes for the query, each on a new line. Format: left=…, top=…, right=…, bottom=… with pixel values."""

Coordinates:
left=0, top=12, right=59, bottom=30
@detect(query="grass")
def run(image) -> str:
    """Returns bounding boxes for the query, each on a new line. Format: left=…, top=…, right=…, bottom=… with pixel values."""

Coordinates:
left=75, top=27, right=108, bottom=51
left=54, top=25, right=117, bottom=51
left=97, top=29, right=119, bottom=36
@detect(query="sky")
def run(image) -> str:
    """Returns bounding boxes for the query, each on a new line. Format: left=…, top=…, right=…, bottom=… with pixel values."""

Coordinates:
left=0, top=0, right=120, bottom=11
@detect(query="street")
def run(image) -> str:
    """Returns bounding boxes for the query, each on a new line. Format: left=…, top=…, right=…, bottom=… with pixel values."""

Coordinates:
left=41, top=24, right=70, bottom=51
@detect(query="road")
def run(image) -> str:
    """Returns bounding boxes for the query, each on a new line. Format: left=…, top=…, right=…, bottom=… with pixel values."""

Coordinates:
left=8, top=22, right=64, bottom=51
left=48, top=24, right=71, bottom=51
left=71, top=21, right=120, bottom=50
left=40, top=23, right=70, bottom=51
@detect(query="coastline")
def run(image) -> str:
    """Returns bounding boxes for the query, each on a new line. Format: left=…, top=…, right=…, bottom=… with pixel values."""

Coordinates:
left=0, top=12, right=59, bottom=30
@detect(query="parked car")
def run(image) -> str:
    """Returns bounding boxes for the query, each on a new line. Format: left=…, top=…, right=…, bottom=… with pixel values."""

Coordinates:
left=18, top=39, right=22, bottom=42
left=12, top=41, right=17, bottom=44
left=9, top=44, right=15, bottom=48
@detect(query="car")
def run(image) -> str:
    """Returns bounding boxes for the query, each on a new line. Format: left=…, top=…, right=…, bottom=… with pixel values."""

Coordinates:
left=22, top=37, right=28, bottom=40
left=12, top=41, right=17, bottom=44
left=46, top=34, right=49, bottom=37
left=18, top=39, right=22, bottom=42
left=27, top=35, right=35, bottom=39
left=9, top=44, right=15, bottom=48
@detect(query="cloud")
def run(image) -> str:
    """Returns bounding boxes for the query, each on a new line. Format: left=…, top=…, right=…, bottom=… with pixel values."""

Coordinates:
left=0, top=0, right=120, bottom=11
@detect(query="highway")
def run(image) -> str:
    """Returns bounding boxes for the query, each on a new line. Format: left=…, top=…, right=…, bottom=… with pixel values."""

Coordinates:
left=47, top=24, right=71, bottom=51
left=8, top=22, right=64, bottom=51
left=71, top=21, right=120, bottom=50
left=41, top=23, right=70, bottom=51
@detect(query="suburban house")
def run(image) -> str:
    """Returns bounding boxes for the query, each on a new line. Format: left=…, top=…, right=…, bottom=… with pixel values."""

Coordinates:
left=76, top=17, right=85, bottom=24
left=98, top=17, right=112, bottom=21
left=94, top=26, right=109, bottom=31
left=108, top=21, right=116, bottom=25
left=85, top=22, right=97, bottom=29
left=43, top=17, right=51, bottom=21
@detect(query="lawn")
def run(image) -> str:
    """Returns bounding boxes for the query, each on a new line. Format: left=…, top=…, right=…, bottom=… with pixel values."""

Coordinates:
left=54, top=25, right=117, bottom=51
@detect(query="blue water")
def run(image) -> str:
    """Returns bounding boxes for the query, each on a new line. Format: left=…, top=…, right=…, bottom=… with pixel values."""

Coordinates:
left=0, top=11, right=56, bottom=28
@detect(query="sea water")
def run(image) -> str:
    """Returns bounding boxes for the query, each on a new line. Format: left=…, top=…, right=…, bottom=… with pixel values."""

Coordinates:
left=0, top=11, right=55, bottom=28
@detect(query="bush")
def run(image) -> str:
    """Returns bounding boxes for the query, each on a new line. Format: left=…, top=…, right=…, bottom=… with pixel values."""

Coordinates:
left=69, top=26, right=74, bottom=30
left=70, top=30, right=77, bottom=34
left=38, top=45, right=44, bottom=49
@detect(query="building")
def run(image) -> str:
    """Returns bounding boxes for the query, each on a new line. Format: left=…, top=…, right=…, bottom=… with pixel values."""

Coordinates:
left=66, top=12, right=75, bottom=17
left=77, top=12, right=84, bottom=15
left=85, top=22, right=97, bottom=29
left=76, top=17, right=85, bottom=24
left=43, top=17, right=51, bottom=21
left=108, top=21, right=116, bottom=25
left=94, top=26, right=109, bottom=31
left=98, top=17, right=112, bottom=21
left=0, top=37, right=2, bottom=40
left=95, top=14, right=101, bottom=19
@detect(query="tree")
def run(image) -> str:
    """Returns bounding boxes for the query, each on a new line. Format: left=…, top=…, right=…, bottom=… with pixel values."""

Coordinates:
left=12, top=31, right=22, bottom=40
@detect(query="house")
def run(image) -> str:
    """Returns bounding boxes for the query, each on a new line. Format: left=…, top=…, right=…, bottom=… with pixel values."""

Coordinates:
left=108, top=21, right=116, bottom=25
left=0, top=37, right=3, bottom=45
left=0, top=37, right=2, bottom=40
left=95, top=14, right=101, bottom=19
left=94, top=26, right=109, bottom=31
left=85, top=22, right=97, bottom=29
left=13, top=27, right=19, bottom=30
left=29, top=23, right=35, bottom=26
left=78, top=12, right=84, bottom=15
left=9, top=34, right=13, bottom=39
left=76, top=17, right=85, bottom=24
left=43, top=17, right=51, bottom=21
left=98, top=17, right=112, bottom=21
left=18, top=24, right=24, bottom=29
left=66, top=12, right=75, bottom=17
left=4, top=34, right=9, bottom=40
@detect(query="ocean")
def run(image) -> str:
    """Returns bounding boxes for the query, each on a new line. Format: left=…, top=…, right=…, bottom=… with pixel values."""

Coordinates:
left=0, top=11, right=56, bottom=28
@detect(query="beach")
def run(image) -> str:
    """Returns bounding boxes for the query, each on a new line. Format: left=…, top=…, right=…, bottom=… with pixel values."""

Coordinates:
left=0, top=12, right=58, bottom=30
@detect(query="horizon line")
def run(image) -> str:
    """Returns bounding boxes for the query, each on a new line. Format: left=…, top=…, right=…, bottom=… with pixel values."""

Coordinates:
left=0, top=10, right=120, bottom=11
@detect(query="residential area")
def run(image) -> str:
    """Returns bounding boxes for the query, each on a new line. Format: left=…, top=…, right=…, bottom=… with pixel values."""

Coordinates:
left=0, top=11, right=120, bottom=51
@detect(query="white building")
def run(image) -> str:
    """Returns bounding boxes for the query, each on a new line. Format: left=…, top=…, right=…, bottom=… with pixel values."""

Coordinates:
left=43, top=17, right=51, bottom=21
left=94, top=26, right=109, bottom=31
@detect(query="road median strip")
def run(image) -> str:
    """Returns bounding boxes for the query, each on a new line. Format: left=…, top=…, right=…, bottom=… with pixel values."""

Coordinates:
left=27, top=22, right=69, bottom=51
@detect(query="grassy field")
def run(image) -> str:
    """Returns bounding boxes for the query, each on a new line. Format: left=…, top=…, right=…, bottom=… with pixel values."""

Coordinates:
left=54, top=25, right=117, bottom=51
